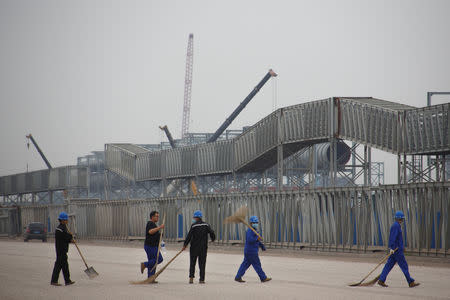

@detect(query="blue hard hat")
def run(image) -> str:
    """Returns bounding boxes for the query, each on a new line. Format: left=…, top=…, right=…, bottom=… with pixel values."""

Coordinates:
left=395, top=211, right=405, bottom=219
left=58, top=212, right=68, bottom=221
left=193, top=210, right=203, bottom=218
left=249, top=216, right=259, bottom=223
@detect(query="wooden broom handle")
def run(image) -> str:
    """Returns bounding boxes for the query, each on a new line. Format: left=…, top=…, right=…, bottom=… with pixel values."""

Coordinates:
left=239, top=217, right=263, bottom=241
left=153, top=249, right=184, bottom=278
left=66, top=228, right=89, bottom=268
left=359, top=248, right=398, bottom=284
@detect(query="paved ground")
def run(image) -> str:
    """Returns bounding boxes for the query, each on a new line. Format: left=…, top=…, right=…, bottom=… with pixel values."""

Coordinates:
left=1, top=239, right=450, bottom=300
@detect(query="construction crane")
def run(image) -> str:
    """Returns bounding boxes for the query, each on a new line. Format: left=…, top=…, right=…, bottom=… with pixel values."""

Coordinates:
left=207, top=69, right=277, bottom=143
left=26, top=134, right=52, bottom=169
left=181, top=33, right=194, bottom=140
left=159, top=125, right=176, bottom=149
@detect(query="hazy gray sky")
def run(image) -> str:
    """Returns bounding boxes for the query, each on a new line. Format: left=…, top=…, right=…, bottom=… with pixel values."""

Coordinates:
left=1, top=0, right=449, bottom=183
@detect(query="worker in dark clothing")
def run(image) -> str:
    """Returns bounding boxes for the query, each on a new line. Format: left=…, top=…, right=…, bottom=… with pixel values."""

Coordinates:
left=378, top=211, right=420, bottom=288
left=50, top=212, right=75, bottom=286
left=235, top=216, right=271, bottom=283
left=141, top=211, right=164, bottom=280
left=182, top=210, right=216, bottom=284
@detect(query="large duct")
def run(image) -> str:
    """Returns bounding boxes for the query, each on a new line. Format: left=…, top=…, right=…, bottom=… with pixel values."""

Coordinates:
left=288, top=141, right=351, bottom=171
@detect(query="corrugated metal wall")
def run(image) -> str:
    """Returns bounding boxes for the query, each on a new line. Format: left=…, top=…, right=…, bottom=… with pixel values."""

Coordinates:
left=14, top=182, right=449, bottom=256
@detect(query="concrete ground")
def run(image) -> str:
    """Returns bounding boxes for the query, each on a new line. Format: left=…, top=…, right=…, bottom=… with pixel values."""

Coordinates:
left=1, top=239, right=450, bottom=300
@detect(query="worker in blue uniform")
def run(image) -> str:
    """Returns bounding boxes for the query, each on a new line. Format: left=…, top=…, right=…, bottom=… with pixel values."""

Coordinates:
left=235, top=216, right=271, bottom=283
left=378, top=211, right=420, bottom=288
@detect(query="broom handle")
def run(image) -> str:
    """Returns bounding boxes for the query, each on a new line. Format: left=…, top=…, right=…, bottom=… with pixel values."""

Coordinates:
left=239, top=218, right=264, bottom=241
left=149, top=214, right=165, bottom=274
left=359, top=248, right=398, bottom=284
left=153, top=249, right=184, bottom=278
left=67, top=228, right=89, bottom=269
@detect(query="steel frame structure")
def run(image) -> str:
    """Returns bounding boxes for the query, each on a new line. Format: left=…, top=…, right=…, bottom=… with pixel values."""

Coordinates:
left=104, top=98, right=448, bottom=190
left=0, top=166, right=89, bottom=204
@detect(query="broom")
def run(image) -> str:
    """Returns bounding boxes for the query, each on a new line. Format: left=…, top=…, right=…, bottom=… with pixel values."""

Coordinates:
left=147, top=249, right=184, bottom=283
left=348, top=248, right=397, bottom=287
left=224, top=206, right=263, bottom=241
left=131, top=214, right=166, bottom=284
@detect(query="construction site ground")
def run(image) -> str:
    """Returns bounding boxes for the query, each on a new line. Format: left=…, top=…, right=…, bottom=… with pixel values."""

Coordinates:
left=1, top=238, right=449, bottom=300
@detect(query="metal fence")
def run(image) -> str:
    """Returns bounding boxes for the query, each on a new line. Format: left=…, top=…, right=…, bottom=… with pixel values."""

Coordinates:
left=0, top=207, right=20, bottom=237
left=7, top=182, right=449, bottom=256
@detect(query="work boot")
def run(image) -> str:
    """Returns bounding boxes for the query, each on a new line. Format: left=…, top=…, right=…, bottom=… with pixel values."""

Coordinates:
left=50, top=282, right=62, bottom=286
left=261, top=277, right=272, bottom=283
left=235, top=277, right=246, bottom=283
left=199, top=280, right=205, bottom=284
left=189, top=277, right=194, bottom=284
left=140, top=262, right=146, bottom=274
left=377, top=280, right=388, bottom=287
left=65, top=281, right=75, bottom=286
left=409, top=281, right=420, bottom=288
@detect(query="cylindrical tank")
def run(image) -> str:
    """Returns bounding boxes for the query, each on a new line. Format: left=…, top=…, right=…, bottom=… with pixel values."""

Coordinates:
left=287, top=141, right=351, bottom=171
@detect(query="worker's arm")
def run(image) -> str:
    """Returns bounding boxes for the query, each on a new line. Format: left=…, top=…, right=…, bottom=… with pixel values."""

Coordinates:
left=56, top=226, right=73, bottom=243
left=208, top=224, right=216, bottom=242
left=259, top=242, right=266, bottom=251
left=388, top=223, right=399, bottom=251
left=148, top=223, right=164, bottom=235
left=182, top=226, right=193, bottom=250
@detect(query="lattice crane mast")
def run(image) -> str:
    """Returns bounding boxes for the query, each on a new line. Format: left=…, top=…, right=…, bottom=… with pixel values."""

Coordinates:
left=181, top=33, right=194, bottom=140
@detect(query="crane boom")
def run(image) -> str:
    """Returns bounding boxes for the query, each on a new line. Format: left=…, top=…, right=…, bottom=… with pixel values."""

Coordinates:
left=26, top=134, right=52, bottom=169
left=207, top=69, right=277, bottom=143
left=159, top=125, right=177, bottom=149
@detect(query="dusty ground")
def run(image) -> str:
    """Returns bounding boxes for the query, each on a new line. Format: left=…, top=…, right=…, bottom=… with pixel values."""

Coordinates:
left=1, top=238, right=449, bottom=300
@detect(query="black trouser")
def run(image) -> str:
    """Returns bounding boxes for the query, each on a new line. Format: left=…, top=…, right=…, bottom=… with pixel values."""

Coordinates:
left=51, top=252, right=71, bottom=283
left=189, top=249, right=207, bottom=281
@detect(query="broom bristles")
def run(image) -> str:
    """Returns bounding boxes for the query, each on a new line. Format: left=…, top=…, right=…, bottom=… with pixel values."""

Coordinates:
left=224, top=206, right=248, bottom=224
left=130, top=278, right=153, bottom=284
left=359, top=275, right=380, bottom=286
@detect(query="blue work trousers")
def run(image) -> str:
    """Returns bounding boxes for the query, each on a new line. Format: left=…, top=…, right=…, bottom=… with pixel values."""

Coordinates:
left=144, top=245, right=163, bottom=277
left=235, top=253, right=267, bottom=281
left=379, top=252, right=414, bottom=284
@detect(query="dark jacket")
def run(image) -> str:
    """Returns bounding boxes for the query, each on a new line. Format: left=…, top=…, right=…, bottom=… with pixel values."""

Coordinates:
left=144, top=221, right=160, bottom=247
left=55, top=223, right=72, bottom=254
left=244, top=228, right=265, bottom=254
left=184, top=220, right=215, bottom=253
left=388, top=221, right=404, bottom=252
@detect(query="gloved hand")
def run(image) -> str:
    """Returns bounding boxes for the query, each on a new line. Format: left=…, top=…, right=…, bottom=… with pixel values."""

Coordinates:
left=260, top=244, right=266, bottom=251
left=389, top=249, right=395, bottom=255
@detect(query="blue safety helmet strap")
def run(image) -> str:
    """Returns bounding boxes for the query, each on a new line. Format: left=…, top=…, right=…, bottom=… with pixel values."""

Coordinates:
left=249, top=216, right=259, bottom=223
left=58, top=212, right=68, bottom=221
left=193, top=210, right=203, bottom=218
left=394, top=211, right=405, bottom=220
